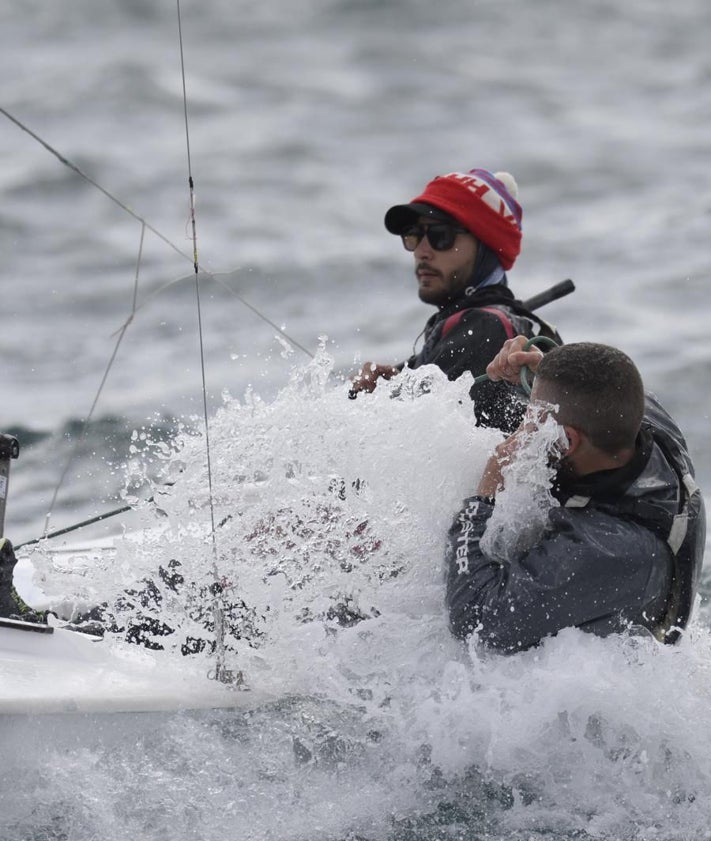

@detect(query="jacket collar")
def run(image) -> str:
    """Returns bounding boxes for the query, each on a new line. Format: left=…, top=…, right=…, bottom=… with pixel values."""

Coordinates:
left=554, top=428, right=654, bottom=504
left=433, top=283, right=516, bottom=320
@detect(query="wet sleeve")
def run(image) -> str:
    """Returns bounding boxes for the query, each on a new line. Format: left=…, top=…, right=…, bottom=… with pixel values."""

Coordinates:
left=430, top=309, right=527, bottom=433
left=444, top=500, right=673, bottom=652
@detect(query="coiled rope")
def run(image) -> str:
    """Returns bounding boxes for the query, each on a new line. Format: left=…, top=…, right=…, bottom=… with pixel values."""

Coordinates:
left=472, top=334, right=559, bottom=395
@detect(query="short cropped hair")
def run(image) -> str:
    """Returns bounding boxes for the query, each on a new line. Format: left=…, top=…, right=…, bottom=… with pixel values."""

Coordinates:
left=535, top=343, right=645, bottom=454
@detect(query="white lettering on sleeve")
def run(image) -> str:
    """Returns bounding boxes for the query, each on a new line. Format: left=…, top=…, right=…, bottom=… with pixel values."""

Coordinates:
left=453, top=499, right=483, bottom=576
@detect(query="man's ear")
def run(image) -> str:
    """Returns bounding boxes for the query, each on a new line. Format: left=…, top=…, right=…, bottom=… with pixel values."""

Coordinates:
left=561, top=425, right=582, bottom=456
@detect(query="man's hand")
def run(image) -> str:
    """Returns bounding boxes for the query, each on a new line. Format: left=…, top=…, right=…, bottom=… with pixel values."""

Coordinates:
left=486, top=335, right=544, bottom=385
left=349, top=362, right=399, bottom=395
left=476, top=425, right=539, bottom=499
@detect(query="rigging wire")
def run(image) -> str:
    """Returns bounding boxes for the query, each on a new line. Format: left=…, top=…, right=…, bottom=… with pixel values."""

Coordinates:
left=0, top=106, right=312, bottom=559
left=15, top=504, right=133, bottom=550
left=176, top=0, right=237, bottom=686
left=41, top=223, right=146, bottom=539
left=0, top=106, right=191, bottom=264
left=114, top=268, right=316, bottom=360
left=0, top=105, right=311, bottom=358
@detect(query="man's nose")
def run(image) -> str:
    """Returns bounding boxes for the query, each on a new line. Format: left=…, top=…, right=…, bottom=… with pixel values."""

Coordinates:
left=413, top=234, right=433, bottom=259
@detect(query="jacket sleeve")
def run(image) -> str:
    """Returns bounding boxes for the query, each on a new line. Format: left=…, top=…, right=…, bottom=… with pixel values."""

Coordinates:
left=445, top=497, right=674, bottom=652
left=431, top=309, right=527, bottom=433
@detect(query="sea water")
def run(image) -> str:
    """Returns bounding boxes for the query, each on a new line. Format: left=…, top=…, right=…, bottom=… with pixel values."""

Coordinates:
left=3, top=356, right=711, bottom=840
left=2, top=0, right=711, bottom=838
left=6, top=358, right=711, bottom=841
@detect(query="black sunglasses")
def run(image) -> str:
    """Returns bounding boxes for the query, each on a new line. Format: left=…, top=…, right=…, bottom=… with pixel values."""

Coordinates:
left=401, top=223, right=469, bottom=252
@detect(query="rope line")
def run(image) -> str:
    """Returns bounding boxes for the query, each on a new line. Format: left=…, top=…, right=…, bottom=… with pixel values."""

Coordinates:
left=209, top=272, right=315, bottom=359
left=1, top=104, right=310, bottom=570
left=0, top=106, right=192, bottom=264
left=176, top=0, right=236, bottom=685
left=41, top=223, right=146, bottom=539
left=176, top=0, right=218, bottom=551
left=0, top=105, right=311, bottom=357
left=517, top=335, right=559, bottom=394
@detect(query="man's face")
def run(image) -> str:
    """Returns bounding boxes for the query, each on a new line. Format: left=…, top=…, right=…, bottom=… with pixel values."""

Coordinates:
left=409, top=217, right=478, bottom=306
left=527, top=380, right=565, bottom=444
left=529, top=379, right=577, bottom=475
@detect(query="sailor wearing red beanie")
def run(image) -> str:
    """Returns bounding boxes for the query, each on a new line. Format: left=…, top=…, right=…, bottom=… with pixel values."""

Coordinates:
left=351, top=167, right=560, bottom=434
left=384, top=168, right=523, bottom=270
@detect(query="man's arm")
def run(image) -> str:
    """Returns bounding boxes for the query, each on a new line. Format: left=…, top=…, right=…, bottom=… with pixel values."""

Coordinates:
left=445, top=498, right=672, bottom=652
left=349, top=309, right=512, bottom=395
left=430, top=314, right=531, bottom=433
left=349, top=362, right=401, bottom=395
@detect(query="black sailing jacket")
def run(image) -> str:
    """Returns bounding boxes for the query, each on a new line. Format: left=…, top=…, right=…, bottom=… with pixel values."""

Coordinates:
left=403, top=283, right=560, bottom=433
left=445, top=394, right=706, bottom=652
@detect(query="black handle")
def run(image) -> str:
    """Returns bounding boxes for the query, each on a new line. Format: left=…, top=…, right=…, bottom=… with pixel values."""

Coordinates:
left=0, top=434, right=20, bottom=460
left=522, top=279, right=575, bottom=313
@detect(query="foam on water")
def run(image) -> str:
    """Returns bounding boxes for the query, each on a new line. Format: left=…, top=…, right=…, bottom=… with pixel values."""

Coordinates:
left=6, top=352, right=711, bottom=841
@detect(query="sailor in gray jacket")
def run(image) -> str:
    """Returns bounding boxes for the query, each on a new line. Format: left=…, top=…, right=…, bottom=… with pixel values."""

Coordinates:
left=445, top=338, right=706, bottom=652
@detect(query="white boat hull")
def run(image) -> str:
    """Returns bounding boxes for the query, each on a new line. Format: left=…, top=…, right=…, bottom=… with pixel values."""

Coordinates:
left=0, top=617, right=267, bottom=716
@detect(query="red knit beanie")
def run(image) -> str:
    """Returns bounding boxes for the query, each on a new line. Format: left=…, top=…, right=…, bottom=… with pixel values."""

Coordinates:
left=384, top=169, right=523, bottom=270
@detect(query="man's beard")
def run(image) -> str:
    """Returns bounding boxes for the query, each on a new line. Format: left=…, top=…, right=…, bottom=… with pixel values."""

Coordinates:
left=416, top=264, right=467, bottom=306
left=553, top=455, right=577, bottom=490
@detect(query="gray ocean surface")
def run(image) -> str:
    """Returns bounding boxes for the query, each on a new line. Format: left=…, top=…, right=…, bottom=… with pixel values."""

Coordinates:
left=2, top=0, right=711, bottom=540
left=2, top=1, right=711, bottom=839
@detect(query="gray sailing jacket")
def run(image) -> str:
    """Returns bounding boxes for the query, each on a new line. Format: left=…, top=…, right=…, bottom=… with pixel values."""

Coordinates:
left=445, top=395, right=706, bottom=652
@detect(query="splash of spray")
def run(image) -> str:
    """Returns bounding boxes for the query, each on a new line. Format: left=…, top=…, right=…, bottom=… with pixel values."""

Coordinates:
left=480, top=407, right=565, bottom=562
